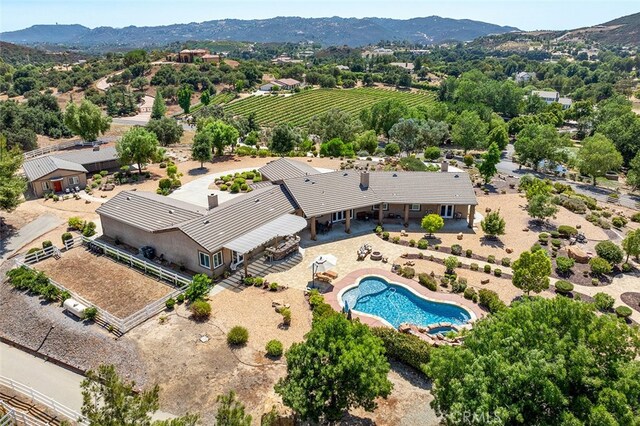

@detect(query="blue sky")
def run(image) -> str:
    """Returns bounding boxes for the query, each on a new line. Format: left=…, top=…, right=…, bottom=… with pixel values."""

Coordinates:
left=1, top=0, right=638, bottom=33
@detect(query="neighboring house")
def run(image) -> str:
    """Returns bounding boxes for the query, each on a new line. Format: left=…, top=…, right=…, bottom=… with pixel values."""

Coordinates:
left=97, top=160, right=478, bottom=278
left=272, top=78, right=301, bottom=90
left=271, top=55, right=303, bottom=65
left=178, top=49, right=209, bottom=63
left=259, top=83, right=275, bottom=92
left=390, top=62, right=415, bottom=72
left=336, top=65, right=350, bottom=71
left=22, top=146, right=120, bottom=197
left=515, top=71, right=535, bottom=83
left=530, top=90, right=573, bottom=110
left=362, top=48, right=394, bottom=57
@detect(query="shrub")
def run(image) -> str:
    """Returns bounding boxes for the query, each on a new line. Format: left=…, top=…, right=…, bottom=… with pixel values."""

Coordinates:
left=538, top=233, right=549, bottom=244
left=463, top=154, right=474, bottom=167
left=409, top=239, right=416, bottom=247
left=557, top=225, right=578, bottom=238
left=269, top=282, right=279, bottom=291
left=612, top=216, right=627, bottom=228
left=82, top=221, right=97, bottom=237
left=466, top=249, right=473, bottom=258
left=590, top=257, right=612, bottom=275
left=42, top=240, right=53, bottom=249
left=615, top=306, right=633, bottom=319
left=84, top=306, right=98, bottom=321
left=531, top=243, right=543, bottom=252
left=470, top=263, right=479, bottom=271
left=553, top=194, right=587, bottom=214
left=555, top=280, right=574, bottom=294
left=382, top=232, right=390, bottom=240
left=444, top=256, right=458, bottom=273
left=281, top=307, right=292, bottom=326
left=464, top=287, right=478, bottom=302
left=595, top=241, right=624, bottom=265
left=266, top=339, right=284, bottom=357
left=165, top=298, right=176, bottom=310
left=219, top=184, right=228, bottom=191
left=550, top=231, right=560, bottom=239
left=374, top=225, right=383, bottom=234
left=371, top=327, right=431, bottom=371
left=622, top=262, right=632, bottom=273
left=501, top=257, right=511, bottom=267
left=229, top=183, right=240, bottom=193
left=190, top=300, right=211, bottom=319
left=418, top=273, right=437, bottom=291
left=484, top=264, right=491, bottom=273
left=451, top=279, right=467, bottom=293
left=27, top=247, right=42, bottom=255
left=593, top=292, right=615, bottom=312
left=417, top=239, right=428, bottom=249
left=400, top=267, right=415, bottom=279
left=487, top=255, right=496, bottom=264
left=494, top=268, right=502, bottom=277
left=176, top=293, right=185, bottom=304
left=61, top=232, right=73, bottom=245
left=555, top=256, right=575, bottom=274
left=451, top=244, right=462, bottom=255
left=478, top=289, right=506, bottom=313
left=227, top=326, right=249, bottom=345
left=185, top=274, right=211, bottom=301
left=551, top=239, right=562, bottom=248
left=39, top=284, right=61, bottom=302
left=631, top=212, right=640, bottom=222
left=391, top=236, right=400, bottom=244
left=308, top=289, right=325, bottom=308
left=68, top=216, right=84, bottom=231
left=424, top=146, right=441, bottom=161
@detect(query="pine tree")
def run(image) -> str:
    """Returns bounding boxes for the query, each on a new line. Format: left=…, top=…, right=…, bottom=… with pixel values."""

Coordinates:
left=151, top=91, right=166, bottom=120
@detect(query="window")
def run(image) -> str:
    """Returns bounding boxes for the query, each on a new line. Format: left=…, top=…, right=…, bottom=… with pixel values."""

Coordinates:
left=41, top=181, right=51, bottom=191
left=410, top=204, right=421, bottom=211
left=198, top=252, right=211, bottom=269
left=372, top=203, right=389, bottom=211
left=69, top=176, right=79, bottom=185
left=212, top=251, right=224, bottom=269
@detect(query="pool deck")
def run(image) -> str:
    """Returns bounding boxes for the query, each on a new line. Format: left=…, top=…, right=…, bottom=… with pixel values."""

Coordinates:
left=324, top=268, right=486, bottom=328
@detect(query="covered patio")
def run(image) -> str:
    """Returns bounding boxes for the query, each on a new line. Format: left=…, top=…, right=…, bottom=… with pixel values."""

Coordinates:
left=223, top=213, right=308, bottom=276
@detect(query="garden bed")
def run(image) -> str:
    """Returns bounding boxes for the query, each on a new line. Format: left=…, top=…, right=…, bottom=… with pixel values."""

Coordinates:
left=34, top=247, right=174, bottom=318
left=620, top=292, right=640, bottom=314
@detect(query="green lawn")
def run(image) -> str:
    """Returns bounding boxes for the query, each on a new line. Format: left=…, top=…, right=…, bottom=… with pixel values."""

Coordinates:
left=224, top=87, right=435, bottom=127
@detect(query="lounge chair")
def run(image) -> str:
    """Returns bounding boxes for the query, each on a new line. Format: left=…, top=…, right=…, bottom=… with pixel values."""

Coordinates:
left=324, top=270, right=338, bottom=279
left=315, top=272, right=333, bottom=283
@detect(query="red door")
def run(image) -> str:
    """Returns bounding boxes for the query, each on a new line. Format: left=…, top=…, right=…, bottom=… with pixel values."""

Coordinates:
left=53, top=181, right=63, bottom=192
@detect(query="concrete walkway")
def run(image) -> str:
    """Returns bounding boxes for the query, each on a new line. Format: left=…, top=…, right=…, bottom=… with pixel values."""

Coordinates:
left=0, top=214, right=63, bottom=262
left=78, top=191, right=107, bottom=204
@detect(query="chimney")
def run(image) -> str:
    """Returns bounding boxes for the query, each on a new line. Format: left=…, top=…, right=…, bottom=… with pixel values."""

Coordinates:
left=441, top=160, right=449, bottom=173
left=207, top=193, right=218, bottom=210
left=360, top=171, right=370, bottom=189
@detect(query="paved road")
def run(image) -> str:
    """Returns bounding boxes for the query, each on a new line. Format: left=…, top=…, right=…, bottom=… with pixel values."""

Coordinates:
left=0, top=214, right=63, bottom=262
left=496, top=144, right=640, bottom=209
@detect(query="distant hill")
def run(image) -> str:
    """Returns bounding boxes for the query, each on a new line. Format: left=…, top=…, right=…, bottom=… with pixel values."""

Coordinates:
left=0, top=17, right=519, bottom=50
left=0, top=41, right=86, bottom=65
left=559, top=12, right=640, bottom=45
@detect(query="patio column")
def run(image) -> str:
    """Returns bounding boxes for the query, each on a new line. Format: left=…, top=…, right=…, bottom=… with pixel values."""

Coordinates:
left=310, top=216, right=317, bottom=240
left=345, top=210, right=351, bottom=234
left=403, top=204, right=409, bottom=227
left=244, top=255, right=248, bottom=276
left=378, top=204, right=384, bottom=225
left=468, top=205, right=476, bottom=228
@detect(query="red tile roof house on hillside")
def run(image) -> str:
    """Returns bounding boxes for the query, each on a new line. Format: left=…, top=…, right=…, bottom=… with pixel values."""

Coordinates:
left=96, top=158, right=477, bottom=278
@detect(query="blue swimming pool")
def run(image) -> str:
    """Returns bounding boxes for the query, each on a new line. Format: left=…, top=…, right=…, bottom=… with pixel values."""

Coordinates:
left=340, top=276, right=472, bottom=329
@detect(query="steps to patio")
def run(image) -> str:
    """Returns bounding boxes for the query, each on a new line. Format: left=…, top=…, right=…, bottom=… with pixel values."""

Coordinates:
left=217, top=252, right=303, bottom=291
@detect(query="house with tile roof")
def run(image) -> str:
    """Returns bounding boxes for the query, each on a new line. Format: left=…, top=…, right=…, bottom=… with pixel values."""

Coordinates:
left=97, top=161, right=477, bottom=278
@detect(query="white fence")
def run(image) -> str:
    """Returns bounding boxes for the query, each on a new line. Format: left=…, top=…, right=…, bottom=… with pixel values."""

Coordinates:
left=0, top=377, right=85, bottom=425
left=23, top=140, right=101, bottom=160
left=14, top=236, right=191, bottom=335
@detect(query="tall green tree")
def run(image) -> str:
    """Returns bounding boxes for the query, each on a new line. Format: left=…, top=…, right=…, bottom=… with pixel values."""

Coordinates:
left=275, top=313, right=392, bottom=422
left=116, top=127, right=159, bottom=174
left=146, top=118, right=183, bottom=146
left=527, top=193, right=558, bottom=223
left=307, top=108, right=361, bottom=143
left=627, top=151, right=640, bottom=191
left=512, top=249, right=552, bottom=295
left=269, top=124, right=301, bottom=154
left=421, top=213, right=444, bottom=237
left=487, top=124, right=509, bottom=151
left=577, top=133, right=623, bottom=186
left=199, top=120, right=239, bottom=156
left=191, top=132, right=212, bottom=168
left=514, top=123, right=568, bottom=171
left=622, top=229, right=640, bottom=262
left=426, top=297, right=640, bottom=425
left=480, top=210, right=505, bottom=238
left=354, top=130, right=378, bottom=155
left=177, top=85, right=193, bottom=114
left=81, top=364, right=199, bottom=426
left=451, top=110, right=487, bottom=153
left=200, top=89, right=211, bottom=106
left=478, top=142, right=501, bottom=184
left=0, top=136, right=27, bottom=212
left=64, top=100, right=111, bottom=142
left=214, top=391, right=251, bottom=426
left=361, top=99, right=410, bottom=138
left=150, top=92, right=166, bottom=120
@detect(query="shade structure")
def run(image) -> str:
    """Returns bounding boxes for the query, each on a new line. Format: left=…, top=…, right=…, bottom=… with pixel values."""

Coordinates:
left=223, top=214, right=307, bottom=254
left=308, top=254, right=337, bottom=273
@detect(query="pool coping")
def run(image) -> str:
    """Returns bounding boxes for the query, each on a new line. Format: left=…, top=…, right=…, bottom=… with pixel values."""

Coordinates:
left=325, top=268, right=485, bottom=329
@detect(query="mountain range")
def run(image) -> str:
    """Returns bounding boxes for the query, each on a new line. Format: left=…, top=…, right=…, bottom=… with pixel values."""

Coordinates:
left=558, top=12, right=640, bottom=45
left=0, top=16, right=519, bottom=49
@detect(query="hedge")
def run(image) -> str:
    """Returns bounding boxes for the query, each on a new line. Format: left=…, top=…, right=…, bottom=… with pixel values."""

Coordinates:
left=371, top=327, right=431, bottom=371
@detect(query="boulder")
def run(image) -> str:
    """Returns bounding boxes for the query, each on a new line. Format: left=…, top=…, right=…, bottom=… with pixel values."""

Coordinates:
left=481, top=278, right=490, bottom=284
left=457, top=232, right=463, bottom=240
left=398, top=323, right=412, bottom=333
left=568, top=247, right=590, bottom=264
left=505, top=247, right=513, bottom=254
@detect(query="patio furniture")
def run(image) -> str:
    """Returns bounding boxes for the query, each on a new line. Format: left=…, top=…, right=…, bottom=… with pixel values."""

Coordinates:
left=324, top=270, right=338, bottom=279
left=454, top=211, right=463, bottom=220
left=357, top=243, right=372, bottom=260
left=315, top=272, right=333, bottom=283
left=356, top=211, right=370, bottom=221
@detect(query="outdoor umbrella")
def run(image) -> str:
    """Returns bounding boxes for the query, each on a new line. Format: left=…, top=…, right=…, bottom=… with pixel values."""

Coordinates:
left=308, top=254, right=337, bottom=287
